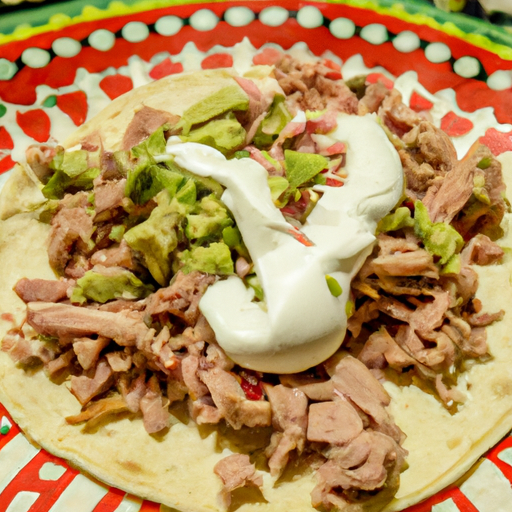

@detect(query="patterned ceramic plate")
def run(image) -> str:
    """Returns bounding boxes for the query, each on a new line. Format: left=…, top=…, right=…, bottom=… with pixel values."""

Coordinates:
left=1, top=1, right=512, bottom=511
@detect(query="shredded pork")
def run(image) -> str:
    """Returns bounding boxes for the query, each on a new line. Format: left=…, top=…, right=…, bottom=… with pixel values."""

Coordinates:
left=3, top=52, right=507, bottom=512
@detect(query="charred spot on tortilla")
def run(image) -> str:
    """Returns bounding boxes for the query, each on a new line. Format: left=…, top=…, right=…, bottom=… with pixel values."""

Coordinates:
left=0, top=50, right=510, bottom=512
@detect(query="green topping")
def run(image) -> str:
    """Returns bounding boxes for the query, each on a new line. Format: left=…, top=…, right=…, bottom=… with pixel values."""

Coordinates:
left=414, top=201, right=464, bottom=265
left=326, top=275, right=343, bottom=297
left=42, top=149, right=101, bottom=199
left=246, top=274, right=264, bottom=301
left=175, top=84, right=249, bottom=136
left=124, top=192, right=186, bottom=286
left=223, top=225, right=249, bottom=260
left=131, top=124, right=168, bottom=163
left=472, top=174, right=491, bottom=205
left=477, top=156, right=492, bottom=169
left=0, top=425, right=10, bottom=435
left=253, top=95, right=292, bottom=148
left=377, top=207, right=415, bottom=233
left=284, top=150, right=328, bottom=190
left=441, top=254, right=461, bottom=275
left=126, top=163, right=185, bottom=205
left=179, top=242, right=234, bottom=275
left=233, top=150, right=250, bottom=159
left=345, top=299, right=355, bottom=318
left=109, top=225, right=126, bottom=243
left=180, top=112, right=246, bottom=156
left=185, top=195, right=233, bottom=241
left=267, top=176, right=290, bottom=204
left=71, top=267, right=154, bottom=304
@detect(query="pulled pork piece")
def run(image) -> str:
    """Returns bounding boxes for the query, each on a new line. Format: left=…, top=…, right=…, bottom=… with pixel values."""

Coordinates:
left=264, top=384, right=308, bottom=477
left=199, top=367, right=271, bottom=430
left=312, top=431, right=406, bottom=511
left=139, top=376, right=170, bottom=433
left=118, top=373, right=147, bottom=413
left=379, top=89, right=421, bottom=137
left=2, top=330, right=56, bottom=366
left=122, top=106, right=179, bottom=150
left=189, top=396, right=223, bottom=425
left=145, top=271, right=216, bottom=325
left=424, top=144, right=505, bottom=230
left=93, top=177, right=126, bottom=216
left=45, top=349, right=75, bottom=377
left=308, top=401, right=363, bottom=445
left=48, top=206, right=94, bottom=274
left=90, top=240, right=138, bottom=270
left=66, top=395, right=129, bottom=427
left=275, top=56, right=358, bottom=115
left=358, top=328, right=416, bottom=371
left=332, top=356, right=403, bottom=443
left=27, top=302, right=151, bottom=348
left=74, top=336, right=110, bottom=370
left=460, top=234, right=504, bottom=266
left=214, top=454, right=263, bottom=508
left=70, top=359, right=114, bottom=405
left=14, top=278, right=73, bottom=304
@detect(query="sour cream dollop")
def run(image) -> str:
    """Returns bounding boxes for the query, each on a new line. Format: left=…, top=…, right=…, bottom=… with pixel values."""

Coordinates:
left=166, top=114, right=403, bottom=373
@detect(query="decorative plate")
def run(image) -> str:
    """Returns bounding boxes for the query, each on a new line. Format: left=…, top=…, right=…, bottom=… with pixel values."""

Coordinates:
left=1, top=1, right=512, bottom=511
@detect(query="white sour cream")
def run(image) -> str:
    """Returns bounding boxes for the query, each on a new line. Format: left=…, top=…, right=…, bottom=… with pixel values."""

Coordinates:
left=166, top=114, right=403, bottom=373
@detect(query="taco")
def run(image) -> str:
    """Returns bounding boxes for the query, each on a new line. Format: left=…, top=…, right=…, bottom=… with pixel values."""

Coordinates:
left=0, top=55, right=511, bottom=512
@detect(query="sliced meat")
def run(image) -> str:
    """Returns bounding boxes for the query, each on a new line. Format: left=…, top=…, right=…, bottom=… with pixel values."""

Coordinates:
left=358, top=328, right=416, bottom=371
left=460, top=234, right=504, bottom=266
left=189, top=396, right=223, bottom=425
left=199, top=366, right=271, bottom=430
left=2, top=330, right=56, bottom=366
left=423, top=144, right=489, bottom=224
left=14, top=278, right=73, bottom=304
left=307, top=401, right=363, bottom=445
left=66, top=395, right=129, bottom=426
left=93, top=177, right=126, bottom=215
left=106, top=351, right=132, bottom=372
left=311, top=430, right=406, bottom=509
left=90, top=240, right=138, bottom=270
left=70, top=359, right=114, bottom=405
left=48, top=207, right=94, bottom=274
left=139, top=377, right=170, bottom=434
left=264, top=384, right=308, bottom=477
left=332, top=356, right=403, bottom=443
left=379, top=89, right=421, bottom=137
left=119, top=373, right=147, bottom=413
left=73, top=336, right=110, bottom=370
left=371, top=250, right=439, bottom=279
left=45, top=349, right=75, bottom=377
left=122, top=106, right=179, bottom=150
left=214, top=454, right=262, bottom=508
left=27, top=302, right=151, bottom=348
left=145, top=271, right=215, bottom=325
left=181, top=354, right=209, bottom=400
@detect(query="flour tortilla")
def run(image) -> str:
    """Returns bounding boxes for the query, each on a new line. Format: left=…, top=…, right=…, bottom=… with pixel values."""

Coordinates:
left=1, top=70, right=512, bottom=512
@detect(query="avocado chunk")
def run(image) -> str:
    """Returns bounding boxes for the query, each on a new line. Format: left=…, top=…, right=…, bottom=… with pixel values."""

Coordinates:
left=178, top=242, right=234, bottom=275
left=414, top=201, right=464, bottom=266
left=71, top=266, right=154, bottom=304
left=185, top=195, right=233, bottom=241
left=253, top=95, right=292, bottom=148
left=43, top=149, right=100, bottom=199
left=180, top=113, right=246, bottom=156
left=284, top=150, right=328, bottom=189
left=175, top=84, right=249, bottom=135
left=124, top=191, right=191, bottom=286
